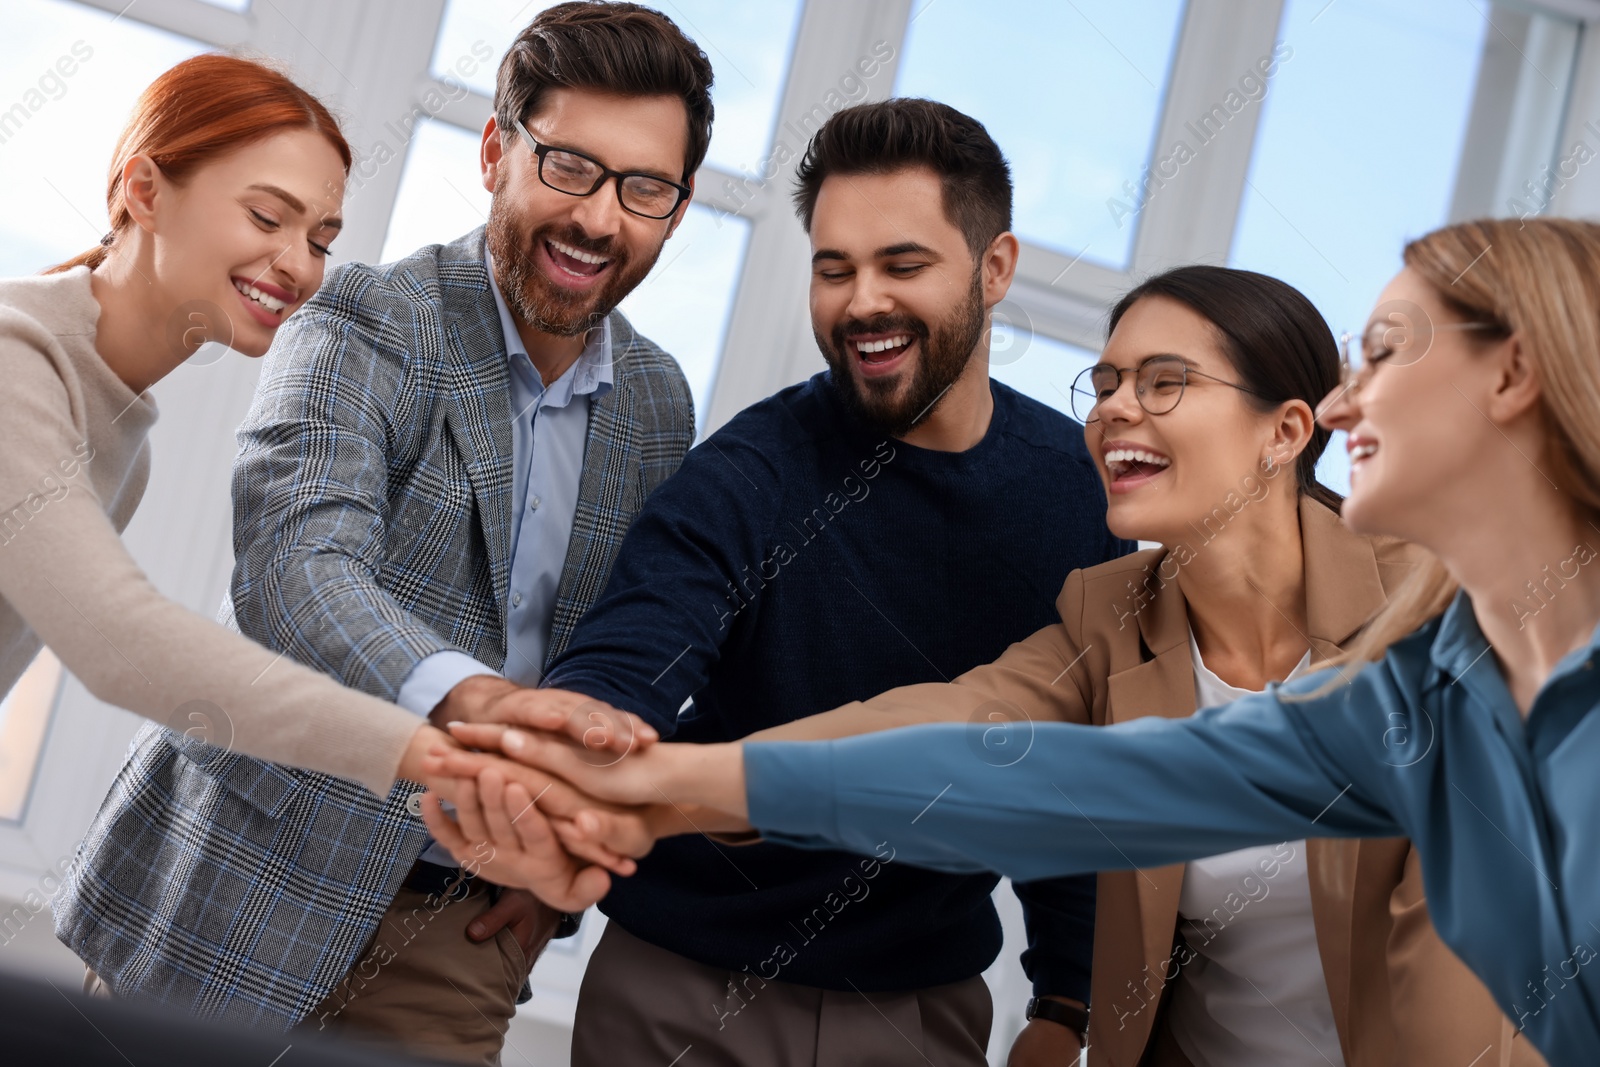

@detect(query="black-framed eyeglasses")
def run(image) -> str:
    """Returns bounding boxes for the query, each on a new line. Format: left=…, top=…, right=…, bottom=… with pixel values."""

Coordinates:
left=513, top=118, right=690, bottom=220
left=1069, top=355, right=1261, bottom=424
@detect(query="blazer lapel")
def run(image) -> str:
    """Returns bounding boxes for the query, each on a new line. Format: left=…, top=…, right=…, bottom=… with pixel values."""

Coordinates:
left=1102, top=560, right=1202, bottom=979
left=1297, top=497, right=1410, bottom=1056
left=440, top=232, right=515, bottom=624
left=1300, top=495, right=1387, bottom=655
left=1104, top=548, right=1195, bottom=726
left=546, top=313, right=641, bottom=664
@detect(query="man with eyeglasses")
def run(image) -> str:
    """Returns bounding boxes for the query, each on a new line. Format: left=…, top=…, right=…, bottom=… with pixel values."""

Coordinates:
left=57, top=5, right=707, bottom=1063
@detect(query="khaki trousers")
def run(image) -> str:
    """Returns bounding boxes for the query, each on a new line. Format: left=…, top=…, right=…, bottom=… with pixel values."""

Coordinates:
left=299, top=880, right=537, bottom=1066
left=572, top=922, right=994, bottom=1067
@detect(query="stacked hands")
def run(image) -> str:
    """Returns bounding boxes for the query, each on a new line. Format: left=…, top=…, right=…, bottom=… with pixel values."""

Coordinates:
left=410, top=690, right=752, bottom=912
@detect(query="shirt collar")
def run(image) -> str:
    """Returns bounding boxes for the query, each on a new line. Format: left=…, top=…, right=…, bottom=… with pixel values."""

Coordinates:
left=1431, top=587, right=1600, bottom=682
left=485, top=248, right=614, bottom=401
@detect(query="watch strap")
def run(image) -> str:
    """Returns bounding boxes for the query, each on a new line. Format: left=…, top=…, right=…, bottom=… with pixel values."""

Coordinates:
left=1026, top=996, right=1089, bottom=1040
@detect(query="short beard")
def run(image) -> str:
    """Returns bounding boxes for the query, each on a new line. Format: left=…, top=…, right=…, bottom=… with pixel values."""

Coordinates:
left=819, top=268, right=986, bottom=437
left=484, top=171, right=662, bottom=337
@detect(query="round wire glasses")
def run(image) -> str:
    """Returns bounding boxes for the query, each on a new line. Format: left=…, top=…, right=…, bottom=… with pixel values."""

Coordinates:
left=1069, top=355, right=1259, bottom=423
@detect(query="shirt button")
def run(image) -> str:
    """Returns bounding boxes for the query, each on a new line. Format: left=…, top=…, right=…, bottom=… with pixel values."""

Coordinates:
left=529, top=495, right=541, bottom=511
left=512, top=593, right=523, bottom=607
left=405, top=792, right=424, bottom=817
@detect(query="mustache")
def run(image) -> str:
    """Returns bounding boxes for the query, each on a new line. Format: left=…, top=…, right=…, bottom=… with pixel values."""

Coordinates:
left=830, top=315, right=929, bottom=355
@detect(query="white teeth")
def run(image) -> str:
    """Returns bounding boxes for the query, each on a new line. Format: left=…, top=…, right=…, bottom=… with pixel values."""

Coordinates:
left=549, top=239, right=610, bottom=266
left=1103, top=448, right=1171, bottom=470
left=855, top=335, right=912, bottom=355
left=234, top=279, right=287, bottom=312
left=1350, top=443, right=1378, bottom=460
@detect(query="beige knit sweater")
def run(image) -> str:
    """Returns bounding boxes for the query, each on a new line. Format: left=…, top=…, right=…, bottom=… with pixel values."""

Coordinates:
left=0, top=267, right=419, bottom=796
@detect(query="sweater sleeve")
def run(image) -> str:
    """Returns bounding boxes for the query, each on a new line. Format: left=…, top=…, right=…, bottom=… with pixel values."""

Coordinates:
left=542, top=428, right=785, bottom=733
left=744, top=672, right=1404, bottom=883
left=0, top=335, right=419, bottom=797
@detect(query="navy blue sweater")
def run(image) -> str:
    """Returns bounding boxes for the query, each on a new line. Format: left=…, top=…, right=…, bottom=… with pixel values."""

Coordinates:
left=545, top=372, right=1130, bottom=995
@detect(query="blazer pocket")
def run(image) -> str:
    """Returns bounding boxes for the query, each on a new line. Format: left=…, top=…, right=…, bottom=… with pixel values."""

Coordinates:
left=165, top=730, right=304, bottom=820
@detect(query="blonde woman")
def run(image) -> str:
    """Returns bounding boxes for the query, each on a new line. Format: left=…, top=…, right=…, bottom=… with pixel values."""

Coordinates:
left=437, top=219, right=1600, bottom=1066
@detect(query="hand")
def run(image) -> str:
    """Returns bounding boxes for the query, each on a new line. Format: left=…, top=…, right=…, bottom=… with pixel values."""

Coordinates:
left=465, top=887, right=559, bottom=963
left=395, top=721, right=459, bottom=785
left=403, top=721, right=644, bottom=872
left=475, top=685, right=660, bottom=753
left=474, top=725, right=748, bottom=816
left=432, top=727, right=754, bottom=861
left=431, top=677, right=657, bottom=759
left=1006, top=1008, right=1086, bottom=1066
left=420, top=771, right=611, bottom=912
left=564, top=801, right=756, bottom=860
left=423, top=747, right=653, bottom=869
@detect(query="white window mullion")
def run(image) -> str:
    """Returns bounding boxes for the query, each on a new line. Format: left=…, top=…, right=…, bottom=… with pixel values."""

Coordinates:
left=1125, top=0, right=1286, bottom=274
left=701, top=0, right=914, bottom=433
left=1552, top=20, right=1600, bottom=216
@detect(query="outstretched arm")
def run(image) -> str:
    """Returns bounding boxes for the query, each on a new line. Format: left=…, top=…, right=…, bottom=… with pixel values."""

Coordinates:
left=432, top=666, right=1406, bottom=891
left=505, top=667, right=1400, bottom=877
left=739, top=679, right=1401, bottom=882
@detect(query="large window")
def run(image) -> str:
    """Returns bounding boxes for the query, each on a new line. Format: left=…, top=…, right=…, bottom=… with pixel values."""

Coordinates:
left=897, top=0, right=1187, bottom=269
left=1230, top=0, right=1581, bottom=491
left=0, top=0, right=206, bottom=277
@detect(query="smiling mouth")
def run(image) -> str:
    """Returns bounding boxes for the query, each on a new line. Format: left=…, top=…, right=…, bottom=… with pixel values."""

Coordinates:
left=1104, top=447, right=1172, bottom=481
left=232, top=277, right=288, bottom=314
left=545, top=237, right=613, bottom=279
left=855, top=334, right=913, bottom=365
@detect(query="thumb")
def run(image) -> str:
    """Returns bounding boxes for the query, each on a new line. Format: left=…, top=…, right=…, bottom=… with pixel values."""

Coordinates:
left=465, top=891, right=519, bottom=942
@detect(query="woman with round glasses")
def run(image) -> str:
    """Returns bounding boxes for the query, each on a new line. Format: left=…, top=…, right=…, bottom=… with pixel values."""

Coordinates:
left=439, top=261, right=1540, bottom=1065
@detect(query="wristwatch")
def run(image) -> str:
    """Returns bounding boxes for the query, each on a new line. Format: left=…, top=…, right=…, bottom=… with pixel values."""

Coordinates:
left=553, top=911, right=584, bottom=939
left=1026, top=996, right=1089, bottom=1043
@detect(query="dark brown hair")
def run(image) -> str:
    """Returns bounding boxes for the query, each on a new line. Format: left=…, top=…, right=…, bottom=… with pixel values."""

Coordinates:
left=792, top=98, right=1013, bottom=259
left=1107, top=265, right=1344, bottom=510
left=45, top=53, right=350, bottom=274
left=494, top=1, right=714, bottom=183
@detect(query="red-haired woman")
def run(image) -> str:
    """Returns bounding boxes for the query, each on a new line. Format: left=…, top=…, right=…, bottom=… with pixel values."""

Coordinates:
left=0, top=54, right=451, bottom=798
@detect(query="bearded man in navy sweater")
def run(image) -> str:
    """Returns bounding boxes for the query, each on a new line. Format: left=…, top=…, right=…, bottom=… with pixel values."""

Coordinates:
left=525, top=99, right=1130, bottom=1065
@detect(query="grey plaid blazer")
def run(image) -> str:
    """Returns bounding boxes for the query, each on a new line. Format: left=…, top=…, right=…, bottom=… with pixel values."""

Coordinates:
left=54, top=228, right=694, bottom=1030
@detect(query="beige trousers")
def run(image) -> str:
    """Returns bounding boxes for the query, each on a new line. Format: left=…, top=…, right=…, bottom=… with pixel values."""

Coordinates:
left=572, top=922, right=994, bottom=1067
left=85, top=879, right=541, bottom=1065
left=299, top=880, right=538, bottom=1066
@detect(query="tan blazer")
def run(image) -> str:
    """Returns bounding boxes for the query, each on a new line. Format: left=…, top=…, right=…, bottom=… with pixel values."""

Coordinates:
left=755, top=497, right=1543, bottom=1067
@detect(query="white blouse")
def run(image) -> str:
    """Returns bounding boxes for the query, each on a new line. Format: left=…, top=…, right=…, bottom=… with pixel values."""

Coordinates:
left=1166, top=632, right=1345, bottom=1067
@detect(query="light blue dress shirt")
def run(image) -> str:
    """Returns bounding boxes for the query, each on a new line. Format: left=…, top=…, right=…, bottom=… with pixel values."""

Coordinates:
left=400, top=251, right=611, bottom=864
left=745, top=591, right=1600, bottom=1065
